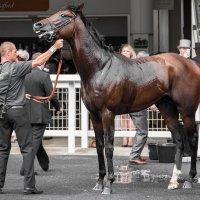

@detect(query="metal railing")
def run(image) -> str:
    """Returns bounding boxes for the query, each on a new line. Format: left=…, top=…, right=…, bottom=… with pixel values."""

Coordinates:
left=46, top=75, right=173, bottom=153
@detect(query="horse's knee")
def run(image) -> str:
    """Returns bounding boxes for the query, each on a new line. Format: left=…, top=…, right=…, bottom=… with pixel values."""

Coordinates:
left=105, top=147, right=114, bottom=157
left=188, top=135, right=198, bottom=149
left=96, top=145, right=104, bottom=153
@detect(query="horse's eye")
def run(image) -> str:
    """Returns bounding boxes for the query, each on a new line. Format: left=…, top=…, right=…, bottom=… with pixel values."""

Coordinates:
left=61, top=13, right=67, bottom=17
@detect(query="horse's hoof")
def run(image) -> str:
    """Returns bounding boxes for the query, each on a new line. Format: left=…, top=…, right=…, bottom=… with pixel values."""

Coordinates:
left=102, top=187, right=112, bottom=195
left=177, top=177, right=185, bottom=183
left=93, top=182, right=103, bottom=191
left=168, top=181, right=179, bottom=190
left=182, top=181, right=192, bottom=189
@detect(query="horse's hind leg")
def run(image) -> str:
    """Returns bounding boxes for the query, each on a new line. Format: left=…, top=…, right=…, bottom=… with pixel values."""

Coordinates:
left=156, top=97, right=184, bottom=190
left=181, top=114, right=198, bottom=188
left=90, top=113, right=106, bottom=191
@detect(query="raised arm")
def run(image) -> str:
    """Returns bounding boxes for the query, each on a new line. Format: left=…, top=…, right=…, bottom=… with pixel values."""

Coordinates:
left=32, top=39, right=63, bottom=68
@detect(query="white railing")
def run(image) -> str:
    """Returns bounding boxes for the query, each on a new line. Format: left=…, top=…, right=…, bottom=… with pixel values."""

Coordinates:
left=192, top=0, right=200, bottom=57
left=45, top=75, right=174, bottom=153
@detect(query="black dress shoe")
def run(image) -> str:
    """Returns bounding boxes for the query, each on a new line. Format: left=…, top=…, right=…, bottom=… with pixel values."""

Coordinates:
left=24, top=187, right=43, bottom=194
left=0, top=188, right=3, bottom=194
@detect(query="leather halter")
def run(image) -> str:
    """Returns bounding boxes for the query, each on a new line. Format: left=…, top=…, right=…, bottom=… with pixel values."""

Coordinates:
left=41, top=11, right=77, bottom=42
left=30, top=12, right=76, bottom=103
left=30, top=52, right=62, bottom=103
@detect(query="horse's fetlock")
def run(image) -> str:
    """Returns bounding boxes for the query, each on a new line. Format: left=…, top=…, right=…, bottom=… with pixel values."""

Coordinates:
left=189, top=170, right=197, bottom=178
left=107, top=174, right=115, bottom=183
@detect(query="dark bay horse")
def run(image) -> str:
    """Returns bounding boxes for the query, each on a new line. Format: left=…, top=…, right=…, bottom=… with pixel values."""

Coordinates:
left=33, top=3, right=200, bottom=194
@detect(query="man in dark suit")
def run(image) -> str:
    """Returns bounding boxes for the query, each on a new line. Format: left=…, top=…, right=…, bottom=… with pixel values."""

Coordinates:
left=192, top=42, right=200, bottom=67
left=20, top=52, right=61, bottom=176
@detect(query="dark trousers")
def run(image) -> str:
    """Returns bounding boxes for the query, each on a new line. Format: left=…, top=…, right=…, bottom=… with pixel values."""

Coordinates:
left=0, top=107, right=35, bottom=189
left=21, top=124, right=47, bottom=173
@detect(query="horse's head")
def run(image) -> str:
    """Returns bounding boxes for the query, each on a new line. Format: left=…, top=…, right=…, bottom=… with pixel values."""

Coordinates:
left=33, top=3, right=84, bottom=42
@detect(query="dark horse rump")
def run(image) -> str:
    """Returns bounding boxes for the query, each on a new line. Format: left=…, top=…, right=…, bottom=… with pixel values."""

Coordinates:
left=33, top=3, right=200, bottom=194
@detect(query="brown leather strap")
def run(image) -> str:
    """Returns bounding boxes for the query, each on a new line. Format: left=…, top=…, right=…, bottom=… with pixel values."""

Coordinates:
left=30, top=55, right=62, bottom=104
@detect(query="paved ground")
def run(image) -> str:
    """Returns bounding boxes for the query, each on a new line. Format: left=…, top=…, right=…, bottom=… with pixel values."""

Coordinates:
left=1, top=155, right=200, bottom=200
left=0, top=137, right=199, bottom=200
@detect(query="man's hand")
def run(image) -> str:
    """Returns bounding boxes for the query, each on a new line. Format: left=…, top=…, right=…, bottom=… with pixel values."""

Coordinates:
left=56, top=109, right=62, bottom=115
left=53, top=39, right=64, bottom=50
left=150, top=104, right=158, bottom=111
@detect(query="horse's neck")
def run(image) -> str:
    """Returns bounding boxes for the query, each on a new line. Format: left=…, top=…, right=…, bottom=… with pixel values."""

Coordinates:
left=68, top=22, right=110, bottom=83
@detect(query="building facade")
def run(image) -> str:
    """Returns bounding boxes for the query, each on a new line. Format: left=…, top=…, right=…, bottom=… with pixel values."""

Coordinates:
left=0, top=0, right=196, bottom=56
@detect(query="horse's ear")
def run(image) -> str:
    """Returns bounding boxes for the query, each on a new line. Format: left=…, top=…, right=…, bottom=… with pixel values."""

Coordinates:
left=76, top=3, right=84, bottom=13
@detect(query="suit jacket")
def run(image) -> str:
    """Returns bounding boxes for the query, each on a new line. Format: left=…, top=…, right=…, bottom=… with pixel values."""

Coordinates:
left=25, top=67, right=60, bottom=125
left=192, top=56, right=200, bottom=67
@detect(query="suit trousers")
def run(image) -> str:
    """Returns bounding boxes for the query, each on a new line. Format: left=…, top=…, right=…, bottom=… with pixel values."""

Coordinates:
left=0, top=107, right=35, bottom=189
left=129, top=109, right=148, bottom=160
left=21, top=124, right=46, bottom=173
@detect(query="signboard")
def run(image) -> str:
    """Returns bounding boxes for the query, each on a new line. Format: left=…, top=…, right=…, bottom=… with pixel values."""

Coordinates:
left=153, top=0, right=174, bottom=10
left=0, top=0, right=49, bottom=11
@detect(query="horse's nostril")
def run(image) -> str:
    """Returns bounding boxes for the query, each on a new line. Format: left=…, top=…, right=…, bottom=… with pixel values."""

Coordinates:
left=34, top=22, right=43, bottom=28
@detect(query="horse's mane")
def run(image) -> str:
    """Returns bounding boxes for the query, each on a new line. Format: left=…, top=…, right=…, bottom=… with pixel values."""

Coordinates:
left=63, top=5, right=114, bottom=52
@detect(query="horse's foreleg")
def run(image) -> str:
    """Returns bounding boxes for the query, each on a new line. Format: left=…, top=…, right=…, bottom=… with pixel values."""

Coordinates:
left=90, top=113, right=106, bottom=191
left=102, top=110, right=115, bottom=195
left=93, top=132, right=106, bottom=191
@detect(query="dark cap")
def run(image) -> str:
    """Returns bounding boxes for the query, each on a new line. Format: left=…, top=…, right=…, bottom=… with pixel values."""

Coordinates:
left=194, top=42, right=200, bottom=49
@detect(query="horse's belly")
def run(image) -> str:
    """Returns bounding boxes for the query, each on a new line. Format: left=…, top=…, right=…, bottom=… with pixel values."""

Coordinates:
left=81, top=76, right=168, bottom=115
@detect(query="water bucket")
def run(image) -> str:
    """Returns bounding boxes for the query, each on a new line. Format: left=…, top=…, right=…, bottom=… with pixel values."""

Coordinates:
left=148, top=143, right=158, bottom=160
left=157, top=143, right=176, bottom=163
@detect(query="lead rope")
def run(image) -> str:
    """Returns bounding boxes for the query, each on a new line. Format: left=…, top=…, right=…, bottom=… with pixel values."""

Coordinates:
left=30, top=51, right=62, bottom=103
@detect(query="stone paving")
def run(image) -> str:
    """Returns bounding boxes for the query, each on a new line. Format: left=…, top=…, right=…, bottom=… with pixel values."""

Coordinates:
left=1, top=154, right=200, bottom=200
left=1, top=137, right=200, bottom=200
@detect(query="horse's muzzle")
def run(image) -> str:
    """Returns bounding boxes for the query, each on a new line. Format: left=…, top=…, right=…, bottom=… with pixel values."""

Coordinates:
left=33, top=23, right=55, bottom=41
left=33, top=23, right=45, bottom=36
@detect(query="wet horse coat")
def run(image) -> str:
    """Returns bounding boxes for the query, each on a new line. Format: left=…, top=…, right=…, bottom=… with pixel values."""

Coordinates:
left=33, top=4, right=200, bottom=194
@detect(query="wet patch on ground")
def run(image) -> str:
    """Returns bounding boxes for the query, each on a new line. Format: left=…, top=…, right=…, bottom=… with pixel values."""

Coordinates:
left=114, top=164, right=200, bottom=185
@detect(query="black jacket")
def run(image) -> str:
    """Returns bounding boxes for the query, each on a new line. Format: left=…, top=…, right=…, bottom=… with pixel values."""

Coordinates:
left=25, top=67, right=60, bottom=124
left=192, top=56, right=200, bottom=67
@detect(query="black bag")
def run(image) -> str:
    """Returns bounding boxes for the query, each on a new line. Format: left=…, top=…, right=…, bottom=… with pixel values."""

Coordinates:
left=0, top=106, right=6, bottom=119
